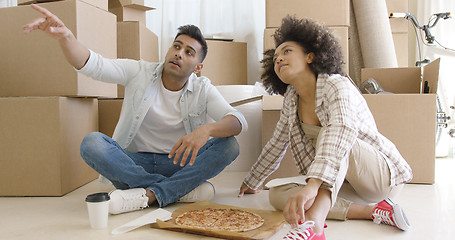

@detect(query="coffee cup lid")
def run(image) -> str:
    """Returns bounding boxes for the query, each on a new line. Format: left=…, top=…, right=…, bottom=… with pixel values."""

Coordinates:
left=85, top=192, right=110, bottom=202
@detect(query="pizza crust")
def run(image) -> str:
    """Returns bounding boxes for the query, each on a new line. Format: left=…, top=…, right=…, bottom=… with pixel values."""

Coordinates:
left=175, top=208, right=265, bottom=232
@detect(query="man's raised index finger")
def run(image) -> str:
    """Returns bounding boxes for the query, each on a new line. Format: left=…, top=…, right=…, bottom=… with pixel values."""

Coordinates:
left=30, top=4, right=54, bottom=18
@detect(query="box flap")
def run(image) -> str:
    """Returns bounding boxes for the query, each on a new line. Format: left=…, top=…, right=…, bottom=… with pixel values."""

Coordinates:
left=215, top=85, right=264, bottom=107
left=109, top=0, right=154, bottom=11
left=262, top=95, right=284, bottom=110
left=18, top=0, right=61, bottom=5
left=361, top=67, right=421, bottom=94
left=423, top=58, right=440, bottom=94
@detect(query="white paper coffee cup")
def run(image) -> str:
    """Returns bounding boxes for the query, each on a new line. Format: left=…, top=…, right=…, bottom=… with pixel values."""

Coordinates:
left=85, top=192, right=110, bottom=229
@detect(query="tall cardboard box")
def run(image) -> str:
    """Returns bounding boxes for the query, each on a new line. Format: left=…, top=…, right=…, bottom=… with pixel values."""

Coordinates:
left=261, top=59, right=439, bottom=185
left=117, top=21, right=159, bottom=62
left=0, top=0, right=117, bottom=97
left=108, top=0, right=154, bottom=24
left=266, top=0, right=350, bottom=27
left=263, top=27, right=349, bottom=73
left=362, top=59, right=440, bottom=184
left=0, top=97, right=99, bottom=196
left=199, top=40, right=248, bottom=85
left=116, top=21, right=159, bottom=97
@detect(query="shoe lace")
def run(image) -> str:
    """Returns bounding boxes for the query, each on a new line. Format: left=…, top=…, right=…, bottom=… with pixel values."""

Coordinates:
left=372, top=208, right=395, bottom=226
left=283, top=221, right=315, bottom=240
left=121, top=192, right=148, bottom=211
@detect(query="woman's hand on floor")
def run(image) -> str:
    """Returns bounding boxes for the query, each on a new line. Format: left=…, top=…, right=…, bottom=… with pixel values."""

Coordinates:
left=238, top=182, right=262, bottom=197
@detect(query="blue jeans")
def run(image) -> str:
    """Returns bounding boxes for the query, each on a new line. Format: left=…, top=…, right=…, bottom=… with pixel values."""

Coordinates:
left=80, top=132, right=239, bottom=207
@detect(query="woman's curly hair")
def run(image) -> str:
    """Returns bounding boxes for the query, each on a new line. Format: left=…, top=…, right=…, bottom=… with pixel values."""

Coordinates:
left=262, top=16, right=345, bottom=95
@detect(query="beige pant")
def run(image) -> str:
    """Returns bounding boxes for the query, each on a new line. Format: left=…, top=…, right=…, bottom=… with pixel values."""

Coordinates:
left=269, top=138, right=404, bottom=220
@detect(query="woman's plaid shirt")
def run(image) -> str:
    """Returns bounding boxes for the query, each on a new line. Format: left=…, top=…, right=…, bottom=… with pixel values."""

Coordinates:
left=244, top=74, right=413, bottom=190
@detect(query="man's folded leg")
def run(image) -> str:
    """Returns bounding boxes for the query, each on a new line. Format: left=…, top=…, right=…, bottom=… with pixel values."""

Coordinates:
left=148, top=136, right=239, bottom=207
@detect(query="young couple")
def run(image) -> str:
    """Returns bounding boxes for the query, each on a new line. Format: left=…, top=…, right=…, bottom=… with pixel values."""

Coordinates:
left=24, top=4, right=411, bottom=239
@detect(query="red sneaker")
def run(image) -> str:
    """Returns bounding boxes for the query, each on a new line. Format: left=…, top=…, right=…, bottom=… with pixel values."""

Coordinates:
left=371, top=198, right=410, bottom=231
left=283, top=221, right=326, bottom=240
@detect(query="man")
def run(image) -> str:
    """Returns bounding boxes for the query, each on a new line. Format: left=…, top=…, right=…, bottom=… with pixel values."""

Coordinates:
left=23, top=4, right=247, bottom=214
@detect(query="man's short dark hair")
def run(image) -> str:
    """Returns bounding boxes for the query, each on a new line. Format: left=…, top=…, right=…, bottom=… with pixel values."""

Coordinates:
left=175, top=25, right=208, bottom=62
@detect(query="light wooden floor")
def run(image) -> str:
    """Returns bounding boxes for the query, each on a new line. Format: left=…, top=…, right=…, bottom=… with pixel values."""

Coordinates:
left=1, top=157, right=454, bottom=240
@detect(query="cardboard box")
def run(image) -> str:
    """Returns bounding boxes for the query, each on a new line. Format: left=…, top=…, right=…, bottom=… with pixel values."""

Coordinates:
left=261, top=59, right=439, bottom=185
left=199, top=40, right=248, bottom=85
left=99, top=98, right=123, bottom=138
left=361, top=59, right=440, bottom=184
left=264, top=27, right=349, bottom=72
left=0, top=0, right=117, bottom=97
left=117, top=21, right=159, bottom=97
left=117, top=21, right=159, bottom=62
left=108, top=0, right=155, bottom=24
left=266, top=0, right=350, bottom=28
left=18, top=0, right=108, bottom=11
left=0, top=97, right=99, bottom=196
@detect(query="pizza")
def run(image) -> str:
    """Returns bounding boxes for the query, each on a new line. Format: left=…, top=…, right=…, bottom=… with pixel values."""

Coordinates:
left=175, top=208, right=265, bottom=232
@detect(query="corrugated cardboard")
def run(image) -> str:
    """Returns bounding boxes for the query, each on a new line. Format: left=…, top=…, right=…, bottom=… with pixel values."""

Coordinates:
left=199, top=40, right=248, bottom=85
left=99, top=98, right=124, bottom=138
left=116, top=21, right=159, bottom=97
left=264, top=27, right=349, bottom=73
left=0, top=0, right=117, bottom=97
left=261, top=59, right=440, bottom=185
left=361, top=59, right=440, bottom=184
left=108, top=0, right=155, bottom=24
left=117, top=21, right=159, bottom=62
left=0, top=97, right=99, bottom=196
left=265, top=0, right=350, bottom=28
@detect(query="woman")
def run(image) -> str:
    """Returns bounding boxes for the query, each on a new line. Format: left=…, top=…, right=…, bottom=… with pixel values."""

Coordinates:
left=238, top=16, right=412, bottom=239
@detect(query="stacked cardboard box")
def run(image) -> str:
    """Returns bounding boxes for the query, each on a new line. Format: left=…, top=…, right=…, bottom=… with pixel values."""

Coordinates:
left=107, top=0, right=158, bottom=97
left=108, top=0, right=154, bottom=24
left=198, top=40, right=248, bottom=86
left=0, top=0, right=117, bottom=196
left=0, top=0, right=117, bottom=97
left=264, top=0, right=350, bottom=73
left=361, top=59, right=440, bottom=184
left=386, top=0, right=409, bottom=67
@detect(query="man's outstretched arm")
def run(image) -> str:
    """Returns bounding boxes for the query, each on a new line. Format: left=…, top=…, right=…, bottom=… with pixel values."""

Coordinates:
left=23, top=4, right=89, bottom=69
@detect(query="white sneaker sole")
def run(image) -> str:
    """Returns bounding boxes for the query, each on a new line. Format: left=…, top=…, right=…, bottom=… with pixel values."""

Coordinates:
left=386, top=198, right=411, bottom=231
